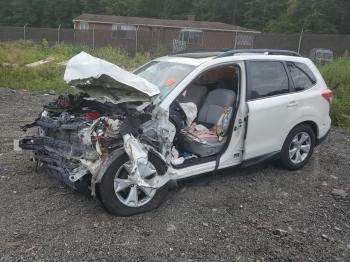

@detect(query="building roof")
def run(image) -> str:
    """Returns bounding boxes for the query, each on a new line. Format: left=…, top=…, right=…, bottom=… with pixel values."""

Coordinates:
left=73, top=13, right=259, bottom=33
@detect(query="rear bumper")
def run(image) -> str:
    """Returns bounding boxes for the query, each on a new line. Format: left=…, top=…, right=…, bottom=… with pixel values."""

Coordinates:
left=316, top=128, right=330, bottom=146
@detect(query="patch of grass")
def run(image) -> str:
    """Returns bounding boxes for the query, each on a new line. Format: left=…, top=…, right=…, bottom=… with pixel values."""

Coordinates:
left=320, top=58, right=350, bottom=132
left=0, top=65, right=74, bottom=93
left=0, top=40, right=154, bottom=94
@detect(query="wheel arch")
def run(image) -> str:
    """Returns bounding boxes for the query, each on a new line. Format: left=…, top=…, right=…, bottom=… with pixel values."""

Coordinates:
left=280, top=120, right=319, bottom=153
left=297, top=120, right=318, bottom=138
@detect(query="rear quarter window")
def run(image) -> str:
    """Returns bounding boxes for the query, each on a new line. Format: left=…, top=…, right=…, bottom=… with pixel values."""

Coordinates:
left=287, top=62, right=317, bottom=91
left=246, top=61, right=290, bottom=100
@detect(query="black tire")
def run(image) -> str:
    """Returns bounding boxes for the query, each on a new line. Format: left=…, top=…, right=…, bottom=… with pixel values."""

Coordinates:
left=97, top=153, right=169, bottom=216
left=280, top=124, right=316, bottom=170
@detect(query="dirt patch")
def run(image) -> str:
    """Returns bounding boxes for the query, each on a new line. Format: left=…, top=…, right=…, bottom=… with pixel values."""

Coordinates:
left=0, top=88, right=349, bottom=261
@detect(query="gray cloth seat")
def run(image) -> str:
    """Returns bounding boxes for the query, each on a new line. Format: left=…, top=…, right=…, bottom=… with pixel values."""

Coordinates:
left=178, top=83, right=208, bottom=110
left=197, top=88, right=236, bottom=127
left=179, top=88, right=237, bottom=157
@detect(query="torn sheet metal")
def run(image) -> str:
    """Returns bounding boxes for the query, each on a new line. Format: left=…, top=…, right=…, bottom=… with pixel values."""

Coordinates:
left=142, top=107, right=176, bottom=161
left=123, top=134, right=156, bottom=186
left=64, top=52, right=160, bottom=104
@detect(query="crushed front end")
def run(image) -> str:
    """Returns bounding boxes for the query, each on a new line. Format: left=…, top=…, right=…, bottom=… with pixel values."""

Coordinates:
left=17, top=52, right=176, bottom=197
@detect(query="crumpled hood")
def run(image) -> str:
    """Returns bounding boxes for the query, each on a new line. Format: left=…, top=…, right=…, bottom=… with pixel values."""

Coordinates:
left=64, top=52, right=160, bottom=104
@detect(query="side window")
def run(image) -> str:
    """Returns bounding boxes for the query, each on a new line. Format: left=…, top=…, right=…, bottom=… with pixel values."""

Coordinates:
left=180, top=29, right=203, bottom=44
left=247, top=61, right=290, bottom=100
left=79, top=22, right=89, bottom=31
left=111, top=24, right=136, bottom=39
left=287, top=62, right=316, bottom=91
left=111, top=24, right=119, bottom=38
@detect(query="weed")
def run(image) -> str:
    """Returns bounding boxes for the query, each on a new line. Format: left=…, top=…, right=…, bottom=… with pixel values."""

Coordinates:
left=320, top=58, right=350, bottom=132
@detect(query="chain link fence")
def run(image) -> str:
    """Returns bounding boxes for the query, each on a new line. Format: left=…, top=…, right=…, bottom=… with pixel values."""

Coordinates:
left=0, top=25, right=349, bottom=57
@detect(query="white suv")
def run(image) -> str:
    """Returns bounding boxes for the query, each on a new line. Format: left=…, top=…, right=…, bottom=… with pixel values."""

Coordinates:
left=17, top=49, right=332, bottom=216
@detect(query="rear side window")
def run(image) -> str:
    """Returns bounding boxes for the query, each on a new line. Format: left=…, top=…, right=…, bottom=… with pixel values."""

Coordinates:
left=287, top=62, right=316, bottom=91
left=246, top=61, right=290, bottom=100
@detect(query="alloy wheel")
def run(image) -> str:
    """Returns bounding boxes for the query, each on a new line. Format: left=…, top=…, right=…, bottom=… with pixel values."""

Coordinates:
left=113, top=163, right=157, bottom=207
left=288, top=132, right=311, bottom=164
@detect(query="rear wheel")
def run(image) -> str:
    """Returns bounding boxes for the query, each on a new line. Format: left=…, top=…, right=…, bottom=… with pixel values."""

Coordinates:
left=98, top=153, right=169, bottom=216
left=280, top=124, right=315, bottom=170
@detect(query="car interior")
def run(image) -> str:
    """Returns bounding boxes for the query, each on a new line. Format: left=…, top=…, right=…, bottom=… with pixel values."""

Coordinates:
left=169, top=64, right=240, bottom=166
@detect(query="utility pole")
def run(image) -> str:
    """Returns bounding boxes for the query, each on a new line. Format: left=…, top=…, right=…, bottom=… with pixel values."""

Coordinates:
left=57, top=24, right=61, bottom=44
left=23, top=23, right=29, bottom=41
left=135, top=25, right=140, bottom=54
left=232, top=0, right=238, bottom=49
left=234, top=31, right=238, bottom=49
left=92, top=25, right=95, bottom=49
left=298, top=27, right=304, bottom=54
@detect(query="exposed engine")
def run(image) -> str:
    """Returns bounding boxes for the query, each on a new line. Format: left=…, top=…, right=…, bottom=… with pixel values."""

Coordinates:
left=19, top=93, right=154, bottom=192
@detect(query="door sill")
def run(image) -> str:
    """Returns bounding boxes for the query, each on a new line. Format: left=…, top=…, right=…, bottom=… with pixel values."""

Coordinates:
left=242, top=151, right=280, bottom=168
left=172, top=155, right=217, bottom=169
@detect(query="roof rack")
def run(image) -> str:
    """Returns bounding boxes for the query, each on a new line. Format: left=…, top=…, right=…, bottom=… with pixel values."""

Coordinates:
left=174, top=48, right=229, bottom=55
left=172, top=49, right=229, bottom=59
left=216, top=49, right=301, bottom=58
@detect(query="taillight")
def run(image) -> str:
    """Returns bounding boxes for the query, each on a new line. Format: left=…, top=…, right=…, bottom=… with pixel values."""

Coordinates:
left=322, top=89, right=333, bottom=102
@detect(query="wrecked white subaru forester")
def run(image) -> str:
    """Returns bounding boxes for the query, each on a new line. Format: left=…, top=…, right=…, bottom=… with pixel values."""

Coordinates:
left=17, top=50, right=332, bottom=216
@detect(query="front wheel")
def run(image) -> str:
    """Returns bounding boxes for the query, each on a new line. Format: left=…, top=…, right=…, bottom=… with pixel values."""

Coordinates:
left=280, top=124, right=315, bottom=170
left=98, top=153, right=169, bottom=216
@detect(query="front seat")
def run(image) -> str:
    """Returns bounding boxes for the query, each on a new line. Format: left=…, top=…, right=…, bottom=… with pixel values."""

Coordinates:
left=178, top=83, right=208, bottom=110
left=170, top=83, right=208, bottom=132
left=179, top=88, right=237, bottom=157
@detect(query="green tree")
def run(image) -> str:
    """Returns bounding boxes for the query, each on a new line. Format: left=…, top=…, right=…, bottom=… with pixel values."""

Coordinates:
left=266, top=0, right=348, bottom=33
left=100, top=0, right=140, bottom=16
left=41, top=0, right=82, bottom=27
left=0, top=0, right=349, bottom=33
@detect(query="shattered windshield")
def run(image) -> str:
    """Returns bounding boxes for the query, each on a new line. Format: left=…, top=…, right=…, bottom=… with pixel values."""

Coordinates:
left=135, top=61, right=195, bottom=99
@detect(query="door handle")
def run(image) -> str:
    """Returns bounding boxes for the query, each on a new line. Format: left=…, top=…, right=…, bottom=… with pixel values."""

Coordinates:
left=287, top=101, right=299, bottom=107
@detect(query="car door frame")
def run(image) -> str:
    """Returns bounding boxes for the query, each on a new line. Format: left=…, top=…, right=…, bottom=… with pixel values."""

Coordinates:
left=159, top=59, right=247, bottom=180
left=242, top=59, right=298, bottom=161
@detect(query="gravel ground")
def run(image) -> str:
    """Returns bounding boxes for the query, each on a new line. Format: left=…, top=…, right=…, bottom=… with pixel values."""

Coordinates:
left=0, top=88, right=349, bottom=262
